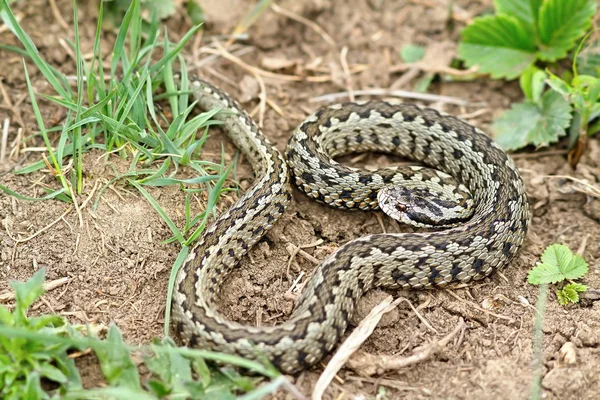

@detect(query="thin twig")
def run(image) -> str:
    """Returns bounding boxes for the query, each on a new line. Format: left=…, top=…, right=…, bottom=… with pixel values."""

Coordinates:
left=390, top=63, right=479, bottom=77
left=201, top=47, right=302, bottom=82
left=346, top=318, right=466, bottom=376
left=0, top=277, right=69, bottom=302
left=1, top=118, right=8, bottom=163
left=213, top=41, right=268, bottom=127
left=340, top=46, right=354, bottom=102
left=271, top=3, right=335, bottom=47
left=310, top=88, right=472, bottom=106
left=313, top=295, right=403, bottom=400
left=512, top=149, right=568, bottom=159
left=49, top=0, right=69, bottom=30
left=445, top=290, right=515, bottom=322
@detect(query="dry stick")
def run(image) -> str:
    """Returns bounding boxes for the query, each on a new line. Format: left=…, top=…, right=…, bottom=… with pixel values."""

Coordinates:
left=213, top=41, right=268, bottom=127
left=270, top=3, right=336, bottom=47
left=312, top=295, right=403, bottom=400
left=310, top=88, right=471, bottom=106
left=201, top=47, right=302, bottom=82
left=512, top=149, right=569, bottom=159
left=390, top=62, right=479, bottom=77
left=48, top=0, right=69, bottom=30
left=445, top=290, right=514, bottom=322
left=194, top=44, right=254, bottom=69
left=398, top=297, right=438, bottom=334
left=346, top=318, right=466, bottom=377
left=543, top=174, right=600, bottom=198
left=64, top=178, right=84, bottom=228
left=340, top=47, right=354, bottom=102
left=1, top=118, right=8, bottom=163
left=0, top=277, right=69, bottom=302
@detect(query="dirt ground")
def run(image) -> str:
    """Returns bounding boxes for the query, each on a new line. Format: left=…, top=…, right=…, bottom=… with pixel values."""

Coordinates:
left=1, top=0, right=600, bottom=399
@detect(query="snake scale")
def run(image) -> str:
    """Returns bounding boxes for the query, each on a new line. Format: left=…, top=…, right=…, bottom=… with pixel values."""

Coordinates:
left=172, top=77, right=530, bottom=374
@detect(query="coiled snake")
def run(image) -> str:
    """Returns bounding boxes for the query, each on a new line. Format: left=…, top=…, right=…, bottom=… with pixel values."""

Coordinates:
left=172, top=78, right=530, bottom=374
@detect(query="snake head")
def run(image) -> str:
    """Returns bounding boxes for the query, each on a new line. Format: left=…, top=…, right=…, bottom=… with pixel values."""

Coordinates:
left=377, top=185, right=474, bottom=229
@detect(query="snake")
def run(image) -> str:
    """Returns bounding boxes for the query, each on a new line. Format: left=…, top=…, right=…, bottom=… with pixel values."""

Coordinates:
left=171, top=77, right=531, bottom=374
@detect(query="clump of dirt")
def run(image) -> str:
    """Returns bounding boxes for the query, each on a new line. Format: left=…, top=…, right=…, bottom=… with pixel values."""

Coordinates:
left=1, top=0, right=600, bottom=399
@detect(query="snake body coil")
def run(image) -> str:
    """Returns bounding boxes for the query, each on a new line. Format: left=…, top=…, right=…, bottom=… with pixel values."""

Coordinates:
left=172, top=78, right=530, bottom=374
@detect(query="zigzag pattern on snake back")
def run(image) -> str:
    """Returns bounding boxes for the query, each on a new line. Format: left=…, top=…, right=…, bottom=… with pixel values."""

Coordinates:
left=172, top=77, right=531, bottom=374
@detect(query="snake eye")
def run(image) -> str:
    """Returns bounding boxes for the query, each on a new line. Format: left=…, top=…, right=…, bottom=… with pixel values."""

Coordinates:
left=395, top=204, right=407, bottom=212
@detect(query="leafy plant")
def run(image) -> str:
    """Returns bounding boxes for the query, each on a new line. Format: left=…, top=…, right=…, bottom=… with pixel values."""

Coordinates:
left=0, top=269, right=82, bottom=399
left=528, top=244, right=589, bottom=305
left=492, top=65, right=572, bottom=151
left=458, top=0, right=597, bottom=80
left=457, top=0, right=599, bottom=166
left=0, top=270, right=281, bottom=399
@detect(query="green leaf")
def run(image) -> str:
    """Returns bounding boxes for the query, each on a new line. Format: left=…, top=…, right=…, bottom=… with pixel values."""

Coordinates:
left=458, top=14, right=537, bottom=79
left=186, top=0, right=204, bottom=25
left=528, top=262, right=564, bottom=284
left=566, top=282, right=588, bottom=293
left=400, top=44, right=425, bottom=63
left=537, top=0, right=597, bottom=61
left=146, top=0, right=177, bottom=19
left=145, top=339, right=192, bottom=387
left=556, top=283, right=587, bottom=305
left=39, top=363, right=68, bottom=384
left=493, top=89, right=572, bottom=150
left=11, top=269, right=46, bottom=312
left=494, top=0, right=542, bottom=27
left=562, top=254, right=589, bottom=280
left=93, top=324, right=141, bottom=390
left=528, top=244, right=589, bottom=285
left=519, top=65, right=547, bottom=103
left=540, top=243, right=572, bottom=269
left=415, top=74, right=434, bottom=93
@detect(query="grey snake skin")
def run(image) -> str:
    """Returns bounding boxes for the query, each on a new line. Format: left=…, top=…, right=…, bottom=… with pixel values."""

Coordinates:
left=171, top=77, right=530, bottom=374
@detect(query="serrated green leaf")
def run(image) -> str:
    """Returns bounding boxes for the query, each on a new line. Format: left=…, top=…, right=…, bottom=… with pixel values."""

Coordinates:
left=537, top=0, right=597, bottom=61
left=528, top=244, right=589, bottom=286
left=540, top=244, right=573, bottom=269
left=556, top=288, right=572, bottom=305
left=565, top=282, right=588, bottom=293
left=562, top=254, right=588, bottom=280
left=458, top=14, right=537, bottom=79
left=400, top=44, right=425, bottom=63
left=494, top=0, right=542, bottom=27
left=528, top=262, right=564, bottom=284
left=493, top=89, right=572, bottom=150
left=547, top=73, right=573, bottom=98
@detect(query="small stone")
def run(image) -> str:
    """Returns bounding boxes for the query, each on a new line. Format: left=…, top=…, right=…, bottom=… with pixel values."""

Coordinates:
left=559, top=342, right=577, bottom=366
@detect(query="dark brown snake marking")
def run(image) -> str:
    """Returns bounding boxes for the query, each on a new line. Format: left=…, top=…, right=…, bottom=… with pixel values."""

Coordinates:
left=172, top=78, right=530, bottom=374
